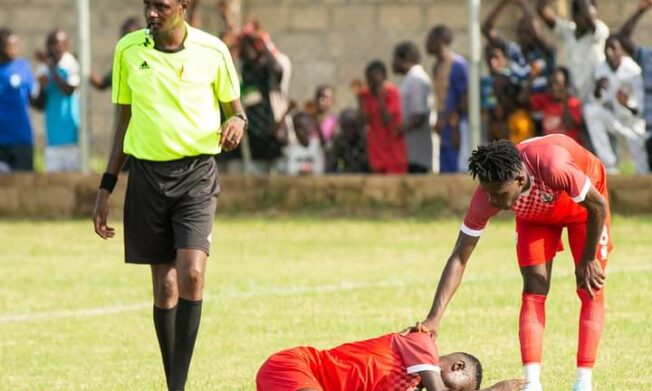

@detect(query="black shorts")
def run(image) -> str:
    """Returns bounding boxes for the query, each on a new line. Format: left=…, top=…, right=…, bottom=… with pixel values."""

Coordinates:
left=0, top=145, right=33, bottom=172
left=123, top=155, right=220, bottom=264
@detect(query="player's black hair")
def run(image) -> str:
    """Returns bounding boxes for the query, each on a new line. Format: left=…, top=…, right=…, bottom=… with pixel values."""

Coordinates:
left=468, top=140, right=523, bottom=182
left=365, top=60, right=387, bottom=78
left=0, top=28, right=13, bottom=45
left=555, top=66, right=571, bottom=87
left=394, top=41, right=421, bottom=64
left=571, top=0, right=597, bottom=14
left=315, top=84, right=333, bottom=100
left=428, top=25, right=454, bottom=46
left=461, top=352, right=483, bottom=390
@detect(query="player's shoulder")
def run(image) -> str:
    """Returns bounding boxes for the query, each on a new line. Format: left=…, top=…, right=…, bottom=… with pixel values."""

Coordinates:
left=187, top=26, right=230, bottom=54
left=519, top=135, right=571, bottom=159
left=115, top=29, right=148, bottom=53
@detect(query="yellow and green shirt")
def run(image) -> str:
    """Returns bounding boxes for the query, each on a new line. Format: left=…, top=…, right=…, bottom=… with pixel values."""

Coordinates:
left=112, top=23, right=240, bottom=161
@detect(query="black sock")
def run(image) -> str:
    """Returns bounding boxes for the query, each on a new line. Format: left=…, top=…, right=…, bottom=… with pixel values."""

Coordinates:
left=153, top=305, right=176, bottom=388
left=169, top=298, right=203, bottom=391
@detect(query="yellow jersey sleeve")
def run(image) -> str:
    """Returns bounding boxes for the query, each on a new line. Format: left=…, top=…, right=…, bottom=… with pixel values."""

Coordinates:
left=112, top=37, right=133, bottom=105
left=214, top=44, right=240, bottom=103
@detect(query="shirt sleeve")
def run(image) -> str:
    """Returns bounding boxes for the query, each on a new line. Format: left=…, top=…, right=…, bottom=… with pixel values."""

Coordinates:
left=553, top=17, right=573, bottom=40
left=214, top=45, right=241, bottom=102
left=593, top=20, right=610, bottom=44
left=462, top=187, right=500, bottom=237
left=392, top=332, right=440, bottom=375
left=65, top=55, right=81, bottom=87
left=112, top=43, right=131, bottom=105
left=541, top=146, right=591, bottom=203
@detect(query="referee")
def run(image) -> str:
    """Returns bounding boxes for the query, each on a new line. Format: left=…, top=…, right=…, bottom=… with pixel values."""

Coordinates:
left=92, top=1, right=245, bottom=390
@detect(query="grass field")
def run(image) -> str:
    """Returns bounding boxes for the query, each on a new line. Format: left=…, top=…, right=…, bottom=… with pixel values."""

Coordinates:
left=1, top=216, right=651, bottom=390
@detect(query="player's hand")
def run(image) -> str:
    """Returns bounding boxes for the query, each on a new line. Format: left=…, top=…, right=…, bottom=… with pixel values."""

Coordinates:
left=400, top=321, right=438, bottom=337
left=640, top=0, right=652, bottom=10
left=576, top=259, right=606, bottom=298
left=487, top=379, right=528, bottom=391
left=220, top=115, right=245, bottom=151
left=92, top=190, right=115, bottom=240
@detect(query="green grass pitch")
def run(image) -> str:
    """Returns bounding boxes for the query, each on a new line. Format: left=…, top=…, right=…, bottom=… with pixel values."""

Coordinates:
left=1, top=216, right=650, bottom=390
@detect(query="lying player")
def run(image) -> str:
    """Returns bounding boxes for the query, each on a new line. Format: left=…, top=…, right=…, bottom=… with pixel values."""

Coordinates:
left=256, top=330, right=526, bottom=391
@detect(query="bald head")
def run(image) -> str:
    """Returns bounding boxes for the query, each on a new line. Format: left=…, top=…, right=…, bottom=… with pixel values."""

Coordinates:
left=439, top=352, right=483, bottom=390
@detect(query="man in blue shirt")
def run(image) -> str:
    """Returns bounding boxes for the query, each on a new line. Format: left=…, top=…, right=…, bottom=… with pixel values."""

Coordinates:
left=34, top=29, right=80, bottom=172
left=0, top=29, right=34, bottom=172
left=619, top=0, right=652, bottom=170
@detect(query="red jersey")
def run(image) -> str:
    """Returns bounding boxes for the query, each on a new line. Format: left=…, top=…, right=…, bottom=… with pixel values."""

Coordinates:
left=530, top=93, right=583, bottom=145
left=359, top=84, right=407, bottom=174
left=463, top=135, right=608, bottom=236
left=257, top=332, right=439, bottom=391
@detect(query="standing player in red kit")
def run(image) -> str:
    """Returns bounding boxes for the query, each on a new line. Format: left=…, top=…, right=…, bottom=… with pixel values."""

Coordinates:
left=416, top=135, right=611, bottom=391
left=256, top=330, right=526, bottom=391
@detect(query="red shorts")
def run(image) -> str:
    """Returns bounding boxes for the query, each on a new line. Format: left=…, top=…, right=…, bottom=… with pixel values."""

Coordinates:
left=515, top=218, right=612, bottom=268
left=256, top=347, right=323, bottom=391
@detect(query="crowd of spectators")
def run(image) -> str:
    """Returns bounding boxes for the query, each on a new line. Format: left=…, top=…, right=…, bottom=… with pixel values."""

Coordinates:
left=1, top=0, right=651, bottom=175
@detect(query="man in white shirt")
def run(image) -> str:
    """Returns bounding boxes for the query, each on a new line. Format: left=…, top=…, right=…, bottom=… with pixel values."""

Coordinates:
left=584, top=35, right=649, bottom=173
left=393, top=41, right=436, bottom=173
left=537, top=0, right=609, bottom=101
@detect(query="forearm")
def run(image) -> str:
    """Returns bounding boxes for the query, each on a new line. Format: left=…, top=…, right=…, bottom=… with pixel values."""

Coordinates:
left=536, top=0, right=557, bottom=28
left=104, top=105, right=131, bottom=175
left=581, top=200, right=606, bottom=264
left=49, top=68, right=76, bottom=95
left=482, top=1, right=509, bottom=40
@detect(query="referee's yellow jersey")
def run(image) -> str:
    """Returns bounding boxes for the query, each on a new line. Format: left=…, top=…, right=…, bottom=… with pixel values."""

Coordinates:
left=112, top=23, right=240, bottom=161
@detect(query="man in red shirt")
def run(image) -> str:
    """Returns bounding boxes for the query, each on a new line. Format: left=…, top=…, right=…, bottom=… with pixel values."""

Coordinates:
left=526, top=67, right=584, bottom=145
left=257, top=331, right=526, bottom=391
left=417, top=135, right=610, bottom=391
left=358, top=60, right=407, bottom=174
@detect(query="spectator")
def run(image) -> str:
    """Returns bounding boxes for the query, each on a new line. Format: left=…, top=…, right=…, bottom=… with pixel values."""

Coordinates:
left=522, top=66, right=584, bottom=145
left=89, top=17, right=142, bottom=91
left=426, top=25, right=468, bottom=173
left=313, top=84, right=338, bottom=146
left=274, top=101, right=325, bottom=176
left=618, top=0, right=652, bottom=171
left=357, top=60, right=406, bottom=174
left=482, top=0, right=556, bottom=93
left=584, top=35, right=649, bottom=173
left=393, top=41, right=435, bottom=174
left=0, top=29, right=35, bottom=173
left=328, top=108, right=368, bottom=173
left=537, top=0, right=609, bottom=101
left=238, top=27, right=286, bottom=173
left=483, top=43, right=535, bottom=144
left=34, top=29, right=80, bottom=172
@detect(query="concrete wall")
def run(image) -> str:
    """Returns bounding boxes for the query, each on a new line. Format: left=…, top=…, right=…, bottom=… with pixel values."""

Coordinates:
left=3, top=0, right=652, bottom=161
left=1, top=174, right=651, bottom=218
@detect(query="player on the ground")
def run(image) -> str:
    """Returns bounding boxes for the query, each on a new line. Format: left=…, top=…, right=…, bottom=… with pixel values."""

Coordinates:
left=256, top=330, right=526, bottom=391
left=416, top=135, right=611, bottom=391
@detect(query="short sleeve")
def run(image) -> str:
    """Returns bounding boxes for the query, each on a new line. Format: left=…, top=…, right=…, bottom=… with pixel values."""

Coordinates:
left=112, top=44, right=131, bottom=105
left=462, top=187, right=500, bottom=237
left=392, top=333, right=440, bottom=375
left=553, top=17, right=574, bottom=40
left=542, top=146, right=591, bottom=203
left=593, top=20, right=610, bottom=44
left=65, top=56, right=81, bottom=87
left=214, top=46, right=241, bottom=102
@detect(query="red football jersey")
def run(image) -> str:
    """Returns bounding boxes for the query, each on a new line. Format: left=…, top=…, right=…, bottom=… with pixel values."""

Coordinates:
left=462, top=134, right=608, bottom=236
left=313, top=332, right=440, bottom=391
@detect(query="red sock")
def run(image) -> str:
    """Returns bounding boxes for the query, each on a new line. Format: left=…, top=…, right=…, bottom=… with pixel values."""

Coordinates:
left=519, top=293, right=547, bottom=364
left=577, top=289, right=605, bottom=368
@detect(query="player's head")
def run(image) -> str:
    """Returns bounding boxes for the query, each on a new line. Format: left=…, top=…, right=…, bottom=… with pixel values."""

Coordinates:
left=120, top=16, right=142, bottom=37
left=484, top=42, right=508, bottom=74
left=571, top=0, right=597, bottom=34
left=440, top=352, right=483, bottom=390
left=315, top=84, right=334, bottom=114
left=338, top=108, right=364, bottom=139
left=392, top=41, right=421, bottom=75
left=292, top=111, right=316, bottom=147
left=550, top=66, right=571, bottom=100
left=605, top=35, right=625, bottom=71
left=0, top=29, right=18, bottom=62
left=46, top=29, right=69, bottom=61
left=144, top=0, right=190, bottom=35
left=426, top=24, right=453, bottom=57
left=365, top=60, right=388, bottom=90
left=468, top=140, right=527, bottom=210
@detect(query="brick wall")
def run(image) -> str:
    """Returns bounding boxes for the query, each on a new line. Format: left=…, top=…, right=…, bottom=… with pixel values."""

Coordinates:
left=2, top=0, right=652, bottom=161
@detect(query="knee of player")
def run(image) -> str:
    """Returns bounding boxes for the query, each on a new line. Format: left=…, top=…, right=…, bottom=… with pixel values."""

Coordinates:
left=523, top=275, right=551, bottom=295
left=155, top=277, right=179, bottom=300
left=184, top=268, right=205, bottom=289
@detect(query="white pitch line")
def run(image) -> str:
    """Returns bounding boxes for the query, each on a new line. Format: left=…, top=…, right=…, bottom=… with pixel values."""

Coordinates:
left=1, top=264, right=648, bottom=324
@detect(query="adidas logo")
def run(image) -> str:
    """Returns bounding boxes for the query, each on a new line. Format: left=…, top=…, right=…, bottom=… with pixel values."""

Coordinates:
left=140, top=61, right=150, bottom=70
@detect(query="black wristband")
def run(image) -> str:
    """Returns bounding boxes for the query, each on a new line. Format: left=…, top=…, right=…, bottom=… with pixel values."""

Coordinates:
left=99, top=172, right=118, bottom=193
left=232, top=112, right=249, bottom=131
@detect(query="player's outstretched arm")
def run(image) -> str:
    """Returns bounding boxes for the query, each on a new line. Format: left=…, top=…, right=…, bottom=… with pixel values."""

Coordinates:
left=576, top=187, right=608, bottom=297
left=482, top=379, right=529, bottom=391
left=419, top=370, right=527, bottom=391
left=536, top=0, right=558, bottom=30
left=421, top=232, right=480, bottom=335
left=92, top=104, right=130, bottom=240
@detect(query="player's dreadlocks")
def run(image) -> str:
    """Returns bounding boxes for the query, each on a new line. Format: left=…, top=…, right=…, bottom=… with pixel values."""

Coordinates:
left=468, top=140, right=523, bottom=182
